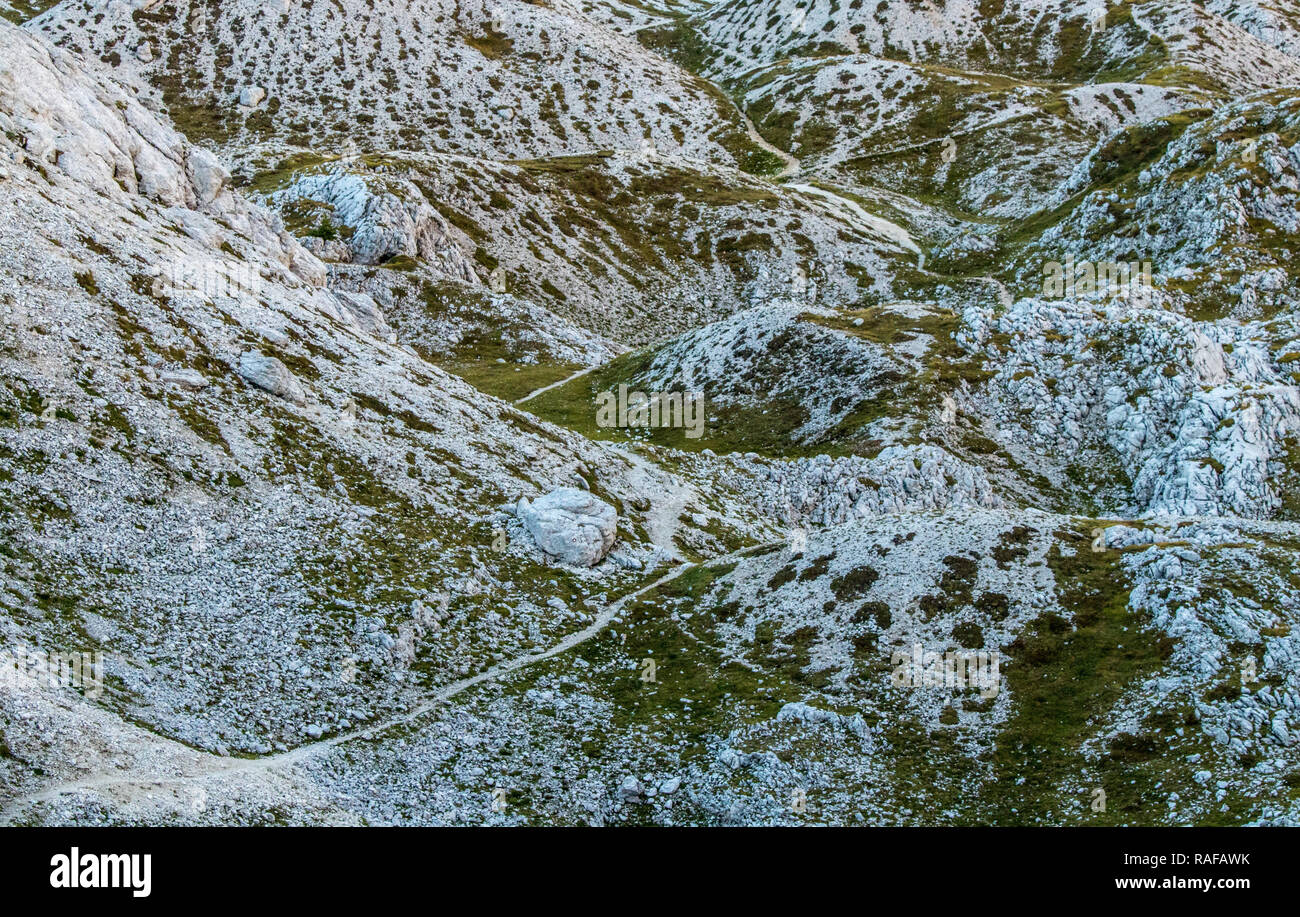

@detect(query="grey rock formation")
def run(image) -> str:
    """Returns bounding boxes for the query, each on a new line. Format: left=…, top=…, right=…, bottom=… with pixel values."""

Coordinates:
left=517, top=487, right=618, bottom=566
left=238, top=351, right=306, bottom=405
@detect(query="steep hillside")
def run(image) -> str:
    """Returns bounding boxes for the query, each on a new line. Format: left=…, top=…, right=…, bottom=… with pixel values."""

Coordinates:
left=685, top=0, right=1300, bottom=90
left=0, top=19, right=754, bottom=787
left=241, top=148, right=922, bottom=343
left=31, top=0, right=768, bottom=166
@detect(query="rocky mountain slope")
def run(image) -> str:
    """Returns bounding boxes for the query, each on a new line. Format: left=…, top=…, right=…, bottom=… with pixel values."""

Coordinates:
left=1, top=0, right=1299, bottom=826
left=32, top=0, right=764, bottom=163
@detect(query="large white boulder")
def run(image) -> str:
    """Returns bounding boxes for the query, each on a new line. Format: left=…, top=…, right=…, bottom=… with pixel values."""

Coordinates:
left=238, top=351, right=306, bottom=405
left=185, top=147, right=231, bottom=207
left=517, top=487, right=617, bottom=566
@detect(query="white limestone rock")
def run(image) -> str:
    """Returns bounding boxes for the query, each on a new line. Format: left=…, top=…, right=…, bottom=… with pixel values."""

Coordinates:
left=238, top=86, right=267, bottom=108
left=301, top=236, right=353, bottom=263
left=275, top=168, right=475, bottom=273
left=777, top=702, right=870, bottom=739
left=335, top=291, right=391, bottom=339
left=237, top=351, right=306, bottom=405
left=159, top=369, right=209, bottom=391
left=517, top=487, right=617, bottom=566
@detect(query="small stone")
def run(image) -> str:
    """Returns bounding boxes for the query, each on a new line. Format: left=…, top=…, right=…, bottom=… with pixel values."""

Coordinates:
left=160, top=368, right=209, bottom=391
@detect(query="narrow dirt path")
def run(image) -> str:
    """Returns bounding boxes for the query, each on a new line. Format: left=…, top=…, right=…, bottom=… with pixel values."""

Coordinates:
left=620, top=449, right=696, bottom=562
left=514, top=364, right=598, bottom=405
left=1, top=538, right=783, bottom=823
left=787, top=181, right=921, bottom=254
left=738, top=107, right=800, bottom=179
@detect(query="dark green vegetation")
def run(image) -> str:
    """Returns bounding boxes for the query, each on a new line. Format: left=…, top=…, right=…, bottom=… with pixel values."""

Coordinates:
left=833, top=528, right=1268, bottom=825
left=0, top=0, right=60, bottom=25
left=463, top=26, right=514, bottom=61
left=461, top=520, right=1277, bottom=824
left=549, top=555, right=849, bottom=823
left=983, top=531, right=1231, bottom=824
left=582, top=562, right=782, bottom=755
